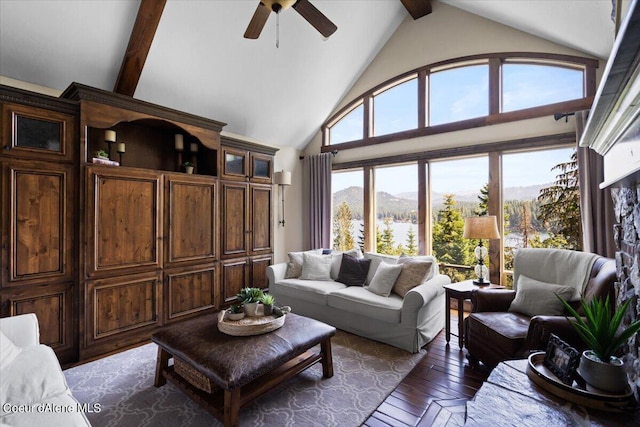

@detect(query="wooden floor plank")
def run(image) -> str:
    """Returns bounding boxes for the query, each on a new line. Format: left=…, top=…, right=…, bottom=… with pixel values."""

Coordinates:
left=369, top=310, right=489, bottom=427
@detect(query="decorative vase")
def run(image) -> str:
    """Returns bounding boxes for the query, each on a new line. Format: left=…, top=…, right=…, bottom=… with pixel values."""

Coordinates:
left=578, top=350, right=628, bottom=393
left=263, top=304, right=273, bottom=316
left=227, top=311, right=245, bottom=321
left=185, top=166, right=194, bottom=174
left=244, top=302, right=259, bottom=317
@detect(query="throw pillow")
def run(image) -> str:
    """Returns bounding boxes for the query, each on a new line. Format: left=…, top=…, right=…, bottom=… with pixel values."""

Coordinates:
left=393, top=260, right=433, bottom=297
left=337, top=253, right=372, bottom=287
left=330, top=249, right=361, bottom=280
left=300, top=252, right=333, bottom=281
left=285, top=249, right=321, bottom=278
left=0, top=330, right=22, bottom=369
left=508, top=275, right=576, bottom=317
left=367, top=262, right=403, bottom=297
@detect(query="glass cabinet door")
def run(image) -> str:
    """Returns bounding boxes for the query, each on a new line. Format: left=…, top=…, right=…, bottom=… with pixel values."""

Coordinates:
left=1, top=103, right=75, bottom=162
left=250, top=153, right=272, bottom=183
left=221, top=146, right=248, bottom=181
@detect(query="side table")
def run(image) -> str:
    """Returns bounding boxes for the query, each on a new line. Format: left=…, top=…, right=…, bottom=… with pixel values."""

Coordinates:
left=443, top=280, right=504, bottom=349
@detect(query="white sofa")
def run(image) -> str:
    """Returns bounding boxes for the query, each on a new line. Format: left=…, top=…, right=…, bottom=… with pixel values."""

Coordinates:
left=268, top=252, right=450, bottom=353
left=0, top=313, right=91, bottom=427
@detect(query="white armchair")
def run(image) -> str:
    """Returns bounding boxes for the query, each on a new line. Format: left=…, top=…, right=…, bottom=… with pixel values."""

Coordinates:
left=0, top=314, right=91, bottom=427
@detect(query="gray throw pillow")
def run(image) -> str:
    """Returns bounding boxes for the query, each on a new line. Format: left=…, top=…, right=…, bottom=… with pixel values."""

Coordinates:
left=508, top=274, right=576, bottom=317
left=300, top=253, right=333, bottom=281
left=367, top=262, right=403, bottom=297
left=285, top=249, right=321, bottom=278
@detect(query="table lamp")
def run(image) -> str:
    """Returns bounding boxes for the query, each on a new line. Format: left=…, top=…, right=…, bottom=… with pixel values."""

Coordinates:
left=463, top=215, right=500, bottom=285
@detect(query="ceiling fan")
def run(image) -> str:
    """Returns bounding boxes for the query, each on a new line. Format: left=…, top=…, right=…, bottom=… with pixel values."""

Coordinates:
left=244, top=0, right=338, bottom=41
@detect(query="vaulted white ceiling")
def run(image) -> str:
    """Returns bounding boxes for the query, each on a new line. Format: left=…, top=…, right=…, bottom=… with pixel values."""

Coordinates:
left=0, top=1, right=619, bottom=150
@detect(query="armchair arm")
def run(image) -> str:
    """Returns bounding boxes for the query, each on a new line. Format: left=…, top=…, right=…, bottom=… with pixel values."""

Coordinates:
left=0, top=313, right=40, bottom=347
left=267, top=263, right=288, bottom=287
left=402, top=274, right=450, bottom=324
left=471, top=288, right=516, bottom=312
left=525, top=315, right=586, bottom=353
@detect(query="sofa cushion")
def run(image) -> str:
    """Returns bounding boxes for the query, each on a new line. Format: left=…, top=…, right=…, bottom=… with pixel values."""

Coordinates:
left=364, top=252, right=399, bottom=284
left=337, top=253, right=371, bottom=287
left=398, top=254, right=439, bottom=279
left=393, top=259, right=433, bottom=297
left=272, top=278, right=346, bottom=306
left=285, top=249, right=322, bottom=278
left=0, top=330, right=22, bottom=369
left=328, top=287, right=403, bottom=323
left=508, top=274, right=575, bottom=316
left=367, top=262, right=403, bottom=297
left=467, top=312, right=531, bottom=357
left=0, top=344, right=70, bottom=413
left=300, top=252, right=333, bottom=281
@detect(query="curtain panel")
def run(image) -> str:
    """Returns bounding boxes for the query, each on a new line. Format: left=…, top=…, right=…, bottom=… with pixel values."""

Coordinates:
left=576, top=110, right=616, bottom=257
left=304, top=152, right=333, bottom=249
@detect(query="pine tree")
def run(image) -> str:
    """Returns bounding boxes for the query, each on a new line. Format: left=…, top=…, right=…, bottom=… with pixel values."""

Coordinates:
left=475, top=183, right=489, bottom=216
left=332, top=201, right=355, bottom=251
left=433, top=194, right=473, bottom=267
left=537, top=149, right=582, bottom=250
left=519, top=203, right=535, bottom=248
left=357, top=221, right=365, bottom=253
left=380, top=217, right=396, bottom=255
left=405, top=225, right=418, bottom=255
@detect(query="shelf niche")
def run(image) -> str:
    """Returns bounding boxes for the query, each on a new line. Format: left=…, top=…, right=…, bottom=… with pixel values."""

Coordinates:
left=87, top=119, right=218, bottom=176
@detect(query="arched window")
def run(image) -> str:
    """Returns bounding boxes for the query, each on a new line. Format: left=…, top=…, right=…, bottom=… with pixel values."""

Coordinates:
left=324, top=53, right=597, bottom=149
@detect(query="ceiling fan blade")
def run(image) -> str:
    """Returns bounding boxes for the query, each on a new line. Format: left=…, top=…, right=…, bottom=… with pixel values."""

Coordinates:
left=293, top=0, right=337, bottom=38
left=400, top=0, right=432, bottom=20
left=244, top=2, right=271, bottom=39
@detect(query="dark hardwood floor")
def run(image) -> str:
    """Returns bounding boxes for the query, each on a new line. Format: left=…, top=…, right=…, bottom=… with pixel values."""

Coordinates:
left=364, top=310, right=489, bottom=427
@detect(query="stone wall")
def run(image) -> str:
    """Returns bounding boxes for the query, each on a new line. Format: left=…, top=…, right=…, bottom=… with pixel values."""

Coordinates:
left=611, top=177, right=640, bottom=398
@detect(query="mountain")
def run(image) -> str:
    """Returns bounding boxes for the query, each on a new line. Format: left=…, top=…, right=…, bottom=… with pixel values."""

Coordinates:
left=333, top=184, right=549, bottom=217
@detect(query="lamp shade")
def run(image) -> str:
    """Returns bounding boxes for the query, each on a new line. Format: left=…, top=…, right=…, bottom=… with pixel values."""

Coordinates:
left=274, top=170, right=291, bottom=186
left=463, top=216, right=500, bottom=239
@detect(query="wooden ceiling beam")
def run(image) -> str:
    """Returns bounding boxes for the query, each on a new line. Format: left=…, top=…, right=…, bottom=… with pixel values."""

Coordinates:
left=113, top=0, right=167, bottom=97
left=400, top=0, right=432, bottom=20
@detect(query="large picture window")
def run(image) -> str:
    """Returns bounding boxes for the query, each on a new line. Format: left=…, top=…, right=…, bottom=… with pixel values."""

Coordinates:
left=324, top=53, right=596, bottom=149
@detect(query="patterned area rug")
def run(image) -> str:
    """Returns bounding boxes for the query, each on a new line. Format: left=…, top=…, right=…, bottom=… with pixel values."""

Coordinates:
left=64, top=330, right=425, bottom=427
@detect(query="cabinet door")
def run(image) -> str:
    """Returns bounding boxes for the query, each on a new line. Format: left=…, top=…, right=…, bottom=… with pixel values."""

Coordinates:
left=250, top=153, right=273, bottom=183
left=86, top=166, right=162, bottom=277
left=250, top=255, right=273, bottom=292
left=1, top=102, right=75, bottom=162
left=221, top=258, right=248, bottom=304
left=221, top=146, right=248, bottom=181
left=221, top=182, right=248, bottom=258
left=250, top=184, right=273, bottom=254
left=0, top=282, right=75, bottom=363
left=84, top=272, right=161, bottom=356
left=1, top=161, right=74, bottom=287
left=165, top=174, right=217, bottom=266
left=165, top=264, right=217, bottom=322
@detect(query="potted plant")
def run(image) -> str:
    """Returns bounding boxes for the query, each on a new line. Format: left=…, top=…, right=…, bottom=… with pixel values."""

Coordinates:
left=183, top=161, right=194, bottom=174
left=227, top=304, right=245, bottom=321
left=559, top=295, right=640, bottom=393
left=95, top=149, right=109, bottom=159
left=237, top=287, right=264, bottom=317
left=260, top=293, right=275, bottom=316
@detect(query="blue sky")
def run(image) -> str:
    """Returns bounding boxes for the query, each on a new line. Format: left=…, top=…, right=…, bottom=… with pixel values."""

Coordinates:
left=332, top=63, right=580, bottom=195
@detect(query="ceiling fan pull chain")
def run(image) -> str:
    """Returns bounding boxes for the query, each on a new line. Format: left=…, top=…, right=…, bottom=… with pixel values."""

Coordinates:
left=276, top=11, right=280, bottom=48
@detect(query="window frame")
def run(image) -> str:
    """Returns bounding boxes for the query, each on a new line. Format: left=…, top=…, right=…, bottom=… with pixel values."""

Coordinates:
left=323, top=52, right=597, bottom=152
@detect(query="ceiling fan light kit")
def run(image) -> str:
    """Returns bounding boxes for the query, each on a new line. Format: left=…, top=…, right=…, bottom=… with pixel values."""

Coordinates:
left=244, top=0, right=337, bottom=46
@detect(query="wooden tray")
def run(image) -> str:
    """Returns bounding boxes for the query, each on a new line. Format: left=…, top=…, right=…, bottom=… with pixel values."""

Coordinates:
left=526, top=352, right=637, bottom=412
left=218, top=306, right=290, bottom=336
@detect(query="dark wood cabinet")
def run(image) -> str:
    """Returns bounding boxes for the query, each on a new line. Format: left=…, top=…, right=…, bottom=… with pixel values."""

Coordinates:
left=1, top=87, right=79, bottom=364
left=86, top=166, right=163, bottom=278
left=1, top=83, right=276, bottom=364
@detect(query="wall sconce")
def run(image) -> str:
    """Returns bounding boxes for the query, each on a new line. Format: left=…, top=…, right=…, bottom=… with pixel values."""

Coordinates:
left=463, top=215, right=500, bottom=285
left=274, top=170, right=292, bottom=227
